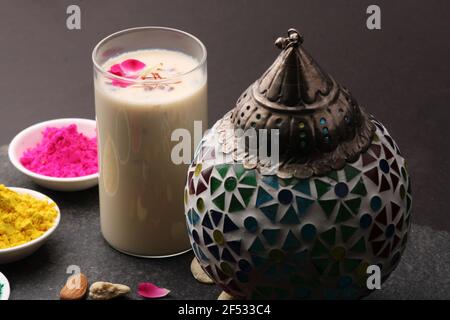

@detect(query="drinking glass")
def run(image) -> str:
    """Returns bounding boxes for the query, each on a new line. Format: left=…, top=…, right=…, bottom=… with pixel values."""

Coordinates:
left=92, top=27, right=207, bottom=257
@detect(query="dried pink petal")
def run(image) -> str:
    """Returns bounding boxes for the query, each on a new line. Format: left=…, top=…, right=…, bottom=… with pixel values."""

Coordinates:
left=107, top=59, right=146, bottom=88
left=108, top=63, right=125, bottom=77
left=120, top=59, right=146, bottom=73
left=111, top=79, right=132, bottom=88
left=137, top=282, right=170, bottom=299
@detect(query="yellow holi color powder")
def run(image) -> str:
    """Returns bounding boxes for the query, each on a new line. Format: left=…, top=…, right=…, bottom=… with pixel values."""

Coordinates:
left=0, top=185, right=58, bottom=250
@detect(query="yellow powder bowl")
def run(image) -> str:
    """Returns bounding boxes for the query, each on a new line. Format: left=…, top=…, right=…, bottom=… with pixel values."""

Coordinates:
left=0, top=187, right=60, bottom=264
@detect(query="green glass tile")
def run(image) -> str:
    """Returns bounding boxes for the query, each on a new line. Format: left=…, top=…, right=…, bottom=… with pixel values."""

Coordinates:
left=215, top=164, right=230, bottom=179
left=312, top=258, right=329, bottom=275
left=249, top=236, right=265, bottom=254
left=290, top=274, right=303, bottom=285
left=260, top=204, right=278, bottom=223
left=340, top=225, right=358, bottom=242
left=213, top=230, right=225, bottom=245
left=282, top=260, right=295, bottom=274
left=210, top=176, right=222, bottom=195
left=291, top=274, right=319, bottom=288
left=292, top=249, right=308, bottom=265
left=220, top=261, right=234, bottom=275
left=350, top=237, right=366, bottom=253
left=350, top=178, right=367, bottom=196
left=401, top=166, right=407, bottom=180
left=255, top=286, right=273, bottom=299
left=234, top=273, right=248, bottom=287
left=251, top=290, right=264, bottom=300
left=292, top=179, right=311, bottom=196
left=343, top=259, right=361, bottom=273
left=269, top=249, right=285, bottom=264
left=329, top=261, right=340, bottom=276
left=282, top=231, right=301, bottom=251
left=344, top=164, right=361, bottom=182
left=196, top=198, right=205, bottom=213
left=311, top=240, right=328, bottom=258
left=263, top=175, right=279, bottom=190
left=240, top=170, right=257, bottom=187
left=234, top=163, right=246, bottom=180
left=327, top=170, right=339, bottom=182
left=229, top=194, right=245, bottom=213
left=280, top=205, right=300, bottom=224
left=296, top=196, right=314, bottom=216
left=344, top=198, right=361, bottom=215
left=320, top=227, right=336, bottom=246
left=314, top=179, right=332, bottom=198
left=282, top=264, right=297, bottom=276
left=330, top=246, right=346, bottom=261
left=335, top=204, right=353, bottom=223
left=273, top=288, right=289, bottom=299
left=318, top=199, right=338, bottom=218
left=294, top=287, right=311, bottom=299
left=224, top=177, right=237, bottom=192
left=264, top=264, right=278, bottom=277
left=262, top=229, right=280, bottom=246
left=238, top=187, right=255, bottom=206
left=251, top=254, right=267, bottom=268
left=212, top=192, right=225, bottom=211
left=255, top=187, right=273, bottom=207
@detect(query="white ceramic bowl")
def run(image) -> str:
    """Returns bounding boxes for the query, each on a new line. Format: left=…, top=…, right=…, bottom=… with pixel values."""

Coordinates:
left=8, top=118, right=98, bottom=192
left=0, top=187, right=61, bottom=265
left=0, top=272, right=10, bottom=300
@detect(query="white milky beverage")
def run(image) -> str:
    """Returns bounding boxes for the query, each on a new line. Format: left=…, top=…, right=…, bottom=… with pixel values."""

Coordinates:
left=95, top=49, right=207, bottom=256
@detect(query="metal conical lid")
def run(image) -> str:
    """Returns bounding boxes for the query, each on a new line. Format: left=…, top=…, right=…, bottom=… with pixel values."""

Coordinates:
left=257, top=29, right=333, bottom=109
left=220, top=29, right=375, bottom=178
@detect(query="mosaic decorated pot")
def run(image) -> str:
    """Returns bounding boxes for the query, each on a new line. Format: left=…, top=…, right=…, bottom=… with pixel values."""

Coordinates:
left=184, top=29, right=412, bottom=299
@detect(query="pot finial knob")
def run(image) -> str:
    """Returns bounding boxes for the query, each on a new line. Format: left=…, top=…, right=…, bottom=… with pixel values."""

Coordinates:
left=275, top=28, right=303, bottom=49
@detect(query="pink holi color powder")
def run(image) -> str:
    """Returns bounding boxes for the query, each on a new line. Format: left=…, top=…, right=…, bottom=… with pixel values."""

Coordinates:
left=20, top=124, right=98, bottom=178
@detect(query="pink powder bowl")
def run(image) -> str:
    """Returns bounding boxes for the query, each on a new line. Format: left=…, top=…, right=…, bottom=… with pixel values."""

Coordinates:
left=8, top=118, right=99, bottom=191
left=20, top=124, right=98, bottom=178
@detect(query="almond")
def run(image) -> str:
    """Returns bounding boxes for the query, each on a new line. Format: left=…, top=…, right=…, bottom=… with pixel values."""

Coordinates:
left=89, top=281, right=130, bottom=300
left=60, top=273, right=88, bottom=300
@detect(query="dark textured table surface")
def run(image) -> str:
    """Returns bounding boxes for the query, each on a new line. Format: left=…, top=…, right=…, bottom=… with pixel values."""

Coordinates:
left=0, top=0, right=449, bottom=300
left=1, top=146, right=449, bottom=300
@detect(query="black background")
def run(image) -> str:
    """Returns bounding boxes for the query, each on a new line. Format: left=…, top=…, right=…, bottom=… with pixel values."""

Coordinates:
left=0, top=1, right=449, bottom=232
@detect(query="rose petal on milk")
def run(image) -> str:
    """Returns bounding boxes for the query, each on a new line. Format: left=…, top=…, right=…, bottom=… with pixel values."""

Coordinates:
left=120, top=59, right=146, bottom=74
left=107, top=59, right=146, bottom=88
left=108, top=63, right=125, bottom=77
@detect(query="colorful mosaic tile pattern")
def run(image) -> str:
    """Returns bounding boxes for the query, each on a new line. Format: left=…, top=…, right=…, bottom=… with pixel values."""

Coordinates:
left=185, top=119, right=412, bottom=299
